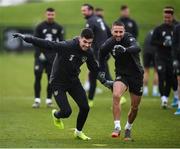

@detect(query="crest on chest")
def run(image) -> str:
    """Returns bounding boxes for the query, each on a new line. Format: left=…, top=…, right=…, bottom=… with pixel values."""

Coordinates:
left=52, top=29, right=58, bottom=34
left=81, top=56, right=87, bottom=63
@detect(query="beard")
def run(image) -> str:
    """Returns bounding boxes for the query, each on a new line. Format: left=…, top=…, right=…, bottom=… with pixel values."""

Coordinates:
left=115, top=37, right=121, bottom=41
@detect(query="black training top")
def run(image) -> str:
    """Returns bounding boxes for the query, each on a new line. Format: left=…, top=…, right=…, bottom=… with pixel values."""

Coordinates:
left=86, top=15, right=108, bottom=50
left=143, top=30, right=157, bottom=55
left=24, top=36, right=99, bottom=85
left=151, top=23, right=174, bottom=61
left=117, top=17, right=138, bottom=39
left=99, top=32, right=143, bottom=76
left=34, top=21, right=64, bottom=62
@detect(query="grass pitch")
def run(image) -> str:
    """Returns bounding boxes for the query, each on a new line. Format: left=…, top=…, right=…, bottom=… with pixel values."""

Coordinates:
left=0, top=53, right=180, bottom=148
left=0, top=0, right=180, bottom=148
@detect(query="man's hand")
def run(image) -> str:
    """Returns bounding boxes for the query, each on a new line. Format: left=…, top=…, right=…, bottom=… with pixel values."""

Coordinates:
left=103, top=80, right=114, bottom=89
left=114, top=45, right=126, bottom=53
left=97, top=72, right=114, bottom=90
left=97, top=71, right=106, bottom=84
left=13, top=33, right=33, bottom=43
left=13, top=33, right=25, bottom=40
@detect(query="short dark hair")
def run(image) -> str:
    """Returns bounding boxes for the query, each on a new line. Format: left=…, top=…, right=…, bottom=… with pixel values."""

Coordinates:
left=164, top=6, right=174, bottom=15
left=95, top=8, right=103, bottom=12
left=112, top=21, right=125, bottom=27
left=81, top=28, right=94, bottom=39
left=121, top=5, right=128, bottom=10
left=46, top=7, right=55, bottom=12
left=82, top=3, right=94, bottom=11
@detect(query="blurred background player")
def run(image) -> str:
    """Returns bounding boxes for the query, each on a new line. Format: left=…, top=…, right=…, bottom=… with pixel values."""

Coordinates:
left=94, top=8, right=112, bottom=38
left=169, top=7, right=179, bottom=107
left=81, top=4, right=109, bottom=107
left=172, top=23, right=180, bottom=115
left=151, top=6, right=178, bottom=108
left=94, top=7, right=112, bottom=81
left=83, top=7, right=113, bottom=94
left=143, top=29, right=159, bottom=96
left=117, top=5, right=138, bottom=39
left=32, top=8, right=64, bottom=108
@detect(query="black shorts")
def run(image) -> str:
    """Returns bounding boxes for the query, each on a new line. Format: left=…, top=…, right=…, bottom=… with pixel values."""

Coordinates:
left=115, top=74, right=143, bottom=96
left=143, top=52, right=155, bottom=68
left=34, top=58, right=53, bottom=75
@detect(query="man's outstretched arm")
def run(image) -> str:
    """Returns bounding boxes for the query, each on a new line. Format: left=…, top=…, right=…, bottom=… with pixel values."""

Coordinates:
left=13, top=33, right=65, bottom=52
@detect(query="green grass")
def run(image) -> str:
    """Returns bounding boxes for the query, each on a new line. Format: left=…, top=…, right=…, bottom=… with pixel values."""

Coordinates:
left=0, top=53, right=180, bottom=148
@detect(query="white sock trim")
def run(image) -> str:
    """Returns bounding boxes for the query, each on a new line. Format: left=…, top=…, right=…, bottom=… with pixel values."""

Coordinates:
left=114, top=120, right=121, bottom=130
left=35, top=98, right=41, bottom=103
left=152, top=85, right=158, bottom=93
left=125, top=121, right=133, bottom=130
left=153, top=85, right=158, bottom=89
left=46, top=98, right=52, bottom=104
left=161, top=96, right=168, bottom=102
left=75, top=128, right=82, bottom=134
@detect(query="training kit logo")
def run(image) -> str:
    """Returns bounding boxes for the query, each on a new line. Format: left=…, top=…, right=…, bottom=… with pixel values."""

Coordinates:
left=128, top=22, right=133, bottom=28
left=81, top=56, right=87, bottom=63
left=54, top=90, right=58, bottom=96
left=116, top=76, right=122, bottom=80
left=52, top=29, right=57, bottom=34
left=162, top=31, right=166, bottom=36
left=157, top=65, right=162, bottom=70
left=177, top=69, right=180, bottom=74
left=112, top=47, right=116, bottom=56
left=86, top=23, right=89, bottom=28
left=34, top=65, right=39, bottom=70
left=140, top=86, right=143, bottom=93
left=43, top=29, right=47, bottom=34
left=129, top=37, right=135, bottom=42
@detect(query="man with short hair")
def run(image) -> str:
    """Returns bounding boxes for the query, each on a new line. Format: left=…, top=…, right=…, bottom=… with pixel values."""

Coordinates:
left=151, top=6, right=178, bottom=108
left=13, top=28, right=112, bottom=140
left=81, top=4, right=109, bottom=107
left=99, top=21, right=143, bottom=140
left=94, top=8, right=112, bottom=38
left=117, top=5, right=138, bottom=39
left=32, top=7, right=64, bottom=108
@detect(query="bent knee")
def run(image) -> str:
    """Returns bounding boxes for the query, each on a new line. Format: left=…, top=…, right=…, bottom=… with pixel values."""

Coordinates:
left=62, top=109, right=72, bottom=118
left=113, top=93, right=120, bottom=100
left=131, top=106, right=139, bottom=112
